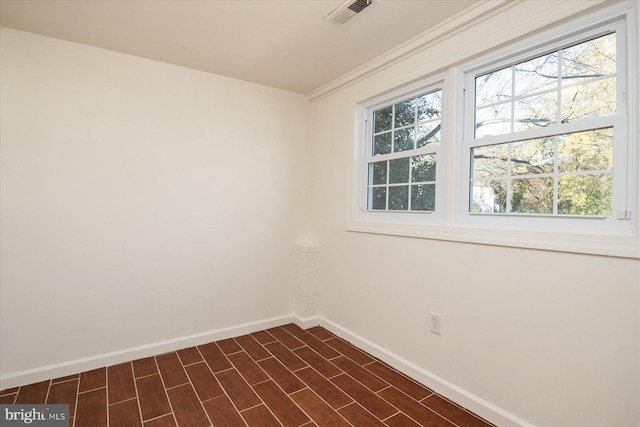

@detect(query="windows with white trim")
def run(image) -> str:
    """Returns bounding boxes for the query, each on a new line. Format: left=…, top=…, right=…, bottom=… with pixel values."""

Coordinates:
left=458, top=21, right=633, bottom=235
left=360, top=83, right=445, bottom=224
left=351, top=3, right=637, bottom=255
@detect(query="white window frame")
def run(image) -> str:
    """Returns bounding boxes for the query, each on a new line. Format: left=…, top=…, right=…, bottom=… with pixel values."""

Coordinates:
left=347, top=2, right=639, bottom=258
left=357, top=77, right=447, bottom=226
left=456, top=13, right=635, bottom=237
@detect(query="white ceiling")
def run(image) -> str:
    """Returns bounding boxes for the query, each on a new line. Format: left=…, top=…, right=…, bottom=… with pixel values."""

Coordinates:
left=0, top=0, right=477, bottom=94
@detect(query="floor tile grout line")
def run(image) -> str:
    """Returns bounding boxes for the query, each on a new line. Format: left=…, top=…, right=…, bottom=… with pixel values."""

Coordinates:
left=334, top=401, right=354, bottom=412
left=250, top=377, right=273, bottom=388
left=251, top=329, right=278, bottom=346
left=182, top=357, right=216, bottom=427
left=328, top=362, right=394, bottom=398
left=108, top=395, right=138, bottom=406
left=380, top=409, right=401, bottom=422
left=212, top=365, right=236, bottom=375
left=141, top=412, right=173, bottom=424
left=50, top=377, right=80, bottom=386
left=237, top=401, right=264, bottom=413
left=152, top=355, right=179, bottom=427
left=376, top=384, right=451, bottom=427
left=289, top=372, right=356, bottom=425
left=341, top=400, right=399, bottom=426
left=249, top=369, right=312, bottom=427
left=286, top=387, right=325, bottom=427
left=72, top=372, right=80, bottom=427
left=425, top=393, right=498, bottom=427
left=131, top=363, right=145, bottom=427
left=424, top=400, right=466, bottom=427
left=216, top=357, right=278, bottom=423
left=324, top=337, right=378, bottom=366
left=315, top=365, right=401, bottom=423
left=179, top=360, right=203, bottom=368
left=105, top=364, right=110, bottom=426
left=196, top=344, right=249, bottom=427
left=235, top=334, right=275, bottom=364
left=220, top=349, right=244, bottom=357
left=77, top=385, right=106, bottom=395
left=44, top=380, right=52, bottom=405
left=366, top=359, right=438, bottom=394
left=270, top=326, right=307, bottom=351
left=380, top=395, right=425, bottom=427
left=134, top=372, right=159, bottom=381
left=265, top=347, right=310, bottom=374
left=231, top=344, right=291, bottom=393
left=163, top=381, right=191, bottom=391
left=210, top=369, right=250, bottom=427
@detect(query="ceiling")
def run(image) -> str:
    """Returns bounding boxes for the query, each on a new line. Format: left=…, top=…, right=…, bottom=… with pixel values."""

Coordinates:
left=0, top=0, right=477, bottom=94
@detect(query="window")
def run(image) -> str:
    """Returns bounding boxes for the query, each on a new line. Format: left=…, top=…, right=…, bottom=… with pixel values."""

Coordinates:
left=349, top=2, right=637, bottom=257
left=458, top=17, right=634, bottom=236
left=361, top=83, right=445, bottom=224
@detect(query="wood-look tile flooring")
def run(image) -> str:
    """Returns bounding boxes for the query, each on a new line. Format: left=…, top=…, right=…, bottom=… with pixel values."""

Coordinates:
left=0, top=324, right=495, bottom=427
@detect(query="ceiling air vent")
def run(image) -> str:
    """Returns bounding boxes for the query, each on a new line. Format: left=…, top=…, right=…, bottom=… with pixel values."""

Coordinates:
left=325, top=0, right=380, bottom=25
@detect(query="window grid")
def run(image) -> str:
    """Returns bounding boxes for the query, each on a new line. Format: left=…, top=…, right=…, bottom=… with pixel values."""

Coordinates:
left=467, top=31, right=619, bottom=218
left=366, top=88, right=442, bottom=213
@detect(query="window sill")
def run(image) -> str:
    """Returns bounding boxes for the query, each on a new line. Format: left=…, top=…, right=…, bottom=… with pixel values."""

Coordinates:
left=345, top=220, right=640, bottom=258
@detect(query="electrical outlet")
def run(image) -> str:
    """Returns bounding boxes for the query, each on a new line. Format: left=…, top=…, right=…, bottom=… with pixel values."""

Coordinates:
left=430, top=312, right=441, bottom=335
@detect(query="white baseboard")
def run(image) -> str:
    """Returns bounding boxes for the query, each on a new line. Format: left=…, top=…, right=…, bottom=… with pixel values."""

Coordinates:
left=0, top=314, right=295, bottom=390
left=3, top=312, right=533, bottom=427
left=317, top=317, right=535, bottom=427
left=292, top=314, right=322, bottom=329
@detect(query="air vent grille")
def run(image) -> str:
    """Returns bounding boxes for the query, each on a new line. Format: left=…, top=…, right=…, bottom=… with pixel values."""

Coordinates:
left=347, top=0, right=373, bottom=14
left=325, top=0, right=379, bottom=25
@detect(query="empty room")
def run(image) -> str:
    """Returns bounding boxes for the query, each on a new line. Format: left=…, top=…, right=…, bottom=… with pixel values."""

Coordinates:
left=1, top=1, right=639, bottom=426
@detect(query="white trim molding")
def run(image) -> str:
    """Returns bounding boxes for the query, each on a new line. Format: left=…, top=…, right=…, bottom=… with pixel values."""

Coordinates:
left=346, top=220, right=640, bottom=259
left=306, top=0, right=608, bottom=102
left=0, top=315, right=296, bottom=390
left=309, top=316, right=537, bottom=427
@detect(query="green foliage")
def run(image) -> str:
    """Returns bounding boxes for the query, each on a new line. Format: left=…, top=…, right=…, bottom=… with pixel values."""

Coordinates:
left=471, top=33, right=616, bottom=216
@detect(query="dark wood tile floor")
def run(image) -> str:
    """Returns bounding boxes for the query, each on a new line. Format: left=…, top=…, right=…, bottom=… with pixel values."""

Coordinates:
left=0, top=324, right=496, bottom=427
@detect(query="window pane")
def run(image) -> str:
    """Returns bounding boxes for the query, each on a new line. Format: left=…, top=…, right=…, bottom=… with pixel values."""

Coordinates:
left=475, top=103, right=512, bottom=138
left=411, top=184, right=435, bottom=211
left=562, top=33, right=616, bottom=82
left=561, top=78, right=616, bottom=122
left=389, top=186, right=409, bottom=210
left=511, top=177, right=554, bottom=214
left=514, top=52, right=559, bottom=96
left=369, top=161, right=387, bottom=185
left=374, top=132, right=392, bottom=155
left=394, top=100, right=416, bottom=127
left=416, top=91, right=442, bottom=122
left=471, top=180, right=507, bottom=213
left=416, top=122, right=441, bottom=147
left=558, top=174, right=612, bottom=215
left=472, top=145, right=508, bottom=178
left=374, top=106, right=392, bottom=133
left=513, top=92, right=558, bottom=132
left=394, top=128, right=414, bottom=152
left=558, top=128, right=613, bottom=172
left=411, top=154, right=436, bottom=182
left=511, top=137, right=555, bottom=175
left=370, top=187, right=387, bottom=210
left=389, top=157, right=410, bottom=184
left=475, top=67, right=512, bottom=108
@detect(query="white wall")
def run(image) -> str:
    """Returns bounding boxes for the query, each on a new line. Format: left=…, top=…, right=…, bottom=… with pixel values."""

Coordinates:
left=0, top=28, right=310, bottom=381
left=308, top=2, right=640, bottom=427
